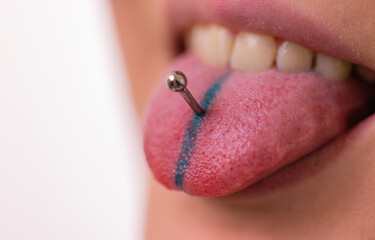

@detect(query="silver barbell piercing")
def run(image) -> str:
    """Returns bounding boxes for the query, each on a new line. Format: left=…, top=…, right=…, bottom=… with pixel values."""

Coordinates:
left=166, top=71, right=205, bottom=116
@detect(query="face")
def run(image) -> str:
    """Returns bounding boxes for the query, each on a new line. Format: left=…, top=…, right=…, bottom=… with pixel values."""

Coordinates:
left=111, top=0, right=375, bottom=239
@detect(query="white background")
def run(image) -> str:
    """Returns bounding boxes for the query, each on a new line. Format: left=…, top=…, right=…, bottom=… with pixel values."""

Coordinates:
left=0, top=1, right=146, bottom=239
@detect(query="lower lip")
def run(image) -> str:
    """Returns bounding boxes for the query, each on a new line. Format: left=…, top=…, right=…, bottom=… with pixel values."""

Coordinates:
left=143, top=53, right=375, bottom=198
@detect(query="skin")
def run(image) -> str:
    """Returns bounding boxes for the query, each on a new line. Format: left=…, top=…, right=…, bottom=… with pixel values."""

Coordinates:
left=110, top=0, right=375, bottom=239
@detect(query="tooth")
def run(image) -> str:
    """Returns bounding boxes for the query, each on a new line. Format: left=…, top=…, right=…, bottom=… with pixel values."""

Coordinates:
left=315, top=53, right=352, bottom=82
left=355, top=65, right=375, bottom=83
left=189, top=25, right=233, bottom=67
left=230, top=32, right=277, bottom=73
left=276, top=41, right=314, bottom=73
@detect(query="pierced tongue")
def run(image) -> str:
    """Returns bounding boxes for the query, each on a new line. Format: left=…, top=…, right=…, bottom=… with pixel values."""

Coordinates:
left=143, top=54, right=374, bottom=198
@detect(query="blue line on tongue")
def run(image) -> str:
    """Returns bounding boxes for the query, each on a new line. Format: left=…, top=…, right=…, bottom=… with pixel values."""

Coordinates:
left=174, top=71, right=232, bottom=188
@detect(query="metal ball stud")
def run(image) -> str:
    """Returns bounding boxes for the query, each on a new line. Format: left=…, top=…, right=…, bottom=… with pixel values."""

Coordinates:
left=166, top=71, right=187, bottom=92
left=166, top=71, right=205, bottom=116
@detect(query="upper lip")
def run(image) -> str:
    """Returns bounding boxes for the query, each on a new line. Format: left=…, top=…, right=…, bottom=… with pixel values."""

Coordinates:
left=166, top=0, right=375, bottom=70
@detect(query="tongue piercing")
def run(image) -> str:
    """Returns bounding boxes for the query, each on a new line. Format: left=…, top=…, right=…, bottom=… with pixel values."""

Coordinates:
left=166, top=71, right=205, bottom=116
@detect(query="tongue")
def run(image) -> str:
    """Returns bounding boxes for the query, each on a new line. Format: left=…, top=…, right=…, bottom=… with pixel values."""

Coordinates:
left=143, top=53, right=374, bottom=198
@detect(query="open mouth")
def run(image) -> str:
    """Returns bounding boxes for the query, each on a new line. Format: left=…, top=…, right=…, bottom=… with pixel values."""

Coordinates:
left=143, top=0, right=375, bottom=198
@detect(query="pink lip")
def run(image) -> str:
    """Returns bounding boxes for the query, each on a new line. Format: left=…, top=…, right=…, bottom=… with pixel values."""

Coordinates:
left=166, top=0, right=373, bottom=69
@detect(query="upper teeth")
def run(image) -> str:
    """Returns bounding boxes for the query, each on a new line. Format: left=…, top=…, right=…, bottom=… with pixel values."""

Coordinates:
left=314, top=53, right=352, bottom=82
left=276, top=41, right=314, bottom=73
left=230, top=32, right=277, bottom=73
left=188, top=24, right=375, bottom=83
left=189, top=25, right=233, bottom=67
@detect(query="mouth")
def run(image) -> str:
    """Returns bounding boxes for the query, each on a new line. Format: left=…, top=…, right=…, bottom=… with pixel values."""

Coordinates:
left=143, top=0, right=375, bottom=198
